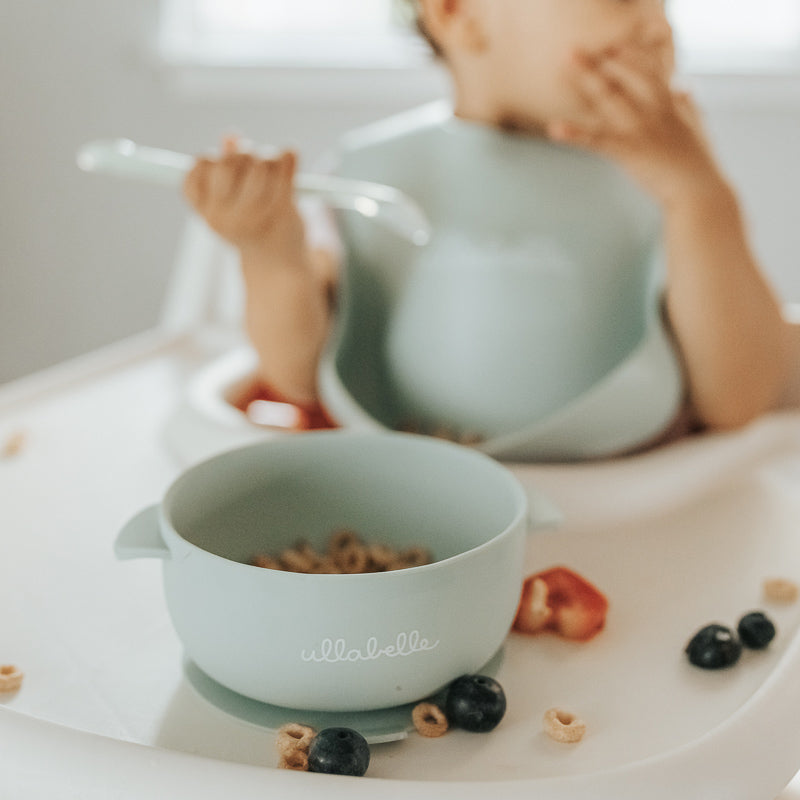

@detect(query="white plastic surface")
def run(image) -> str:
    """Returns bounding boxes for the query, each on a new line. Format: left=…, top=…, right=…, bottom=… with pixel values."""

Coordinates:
left=2, top=334, right=800, bottom=798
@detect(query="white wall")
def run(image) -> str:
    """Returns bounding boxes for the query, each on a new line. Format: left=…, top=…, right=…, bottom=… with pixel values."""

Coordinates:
left=1, top=0, right=799, bottom=384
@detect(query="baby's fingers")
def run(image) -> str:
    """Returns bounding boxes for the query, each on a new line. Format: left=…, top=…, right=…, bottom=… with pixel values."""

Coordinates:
left=568, top=52, right=641, bottom=135
left=276, top=150, right=298, bottom=201
left=183, top=157, right=212, bottom=210
left=221, top=134, right=240, bottom=156
left=208, top=152, right=252, bottom=205
left=233, top=158, right=282, bottom=216
left=231, top=151, right=297, bottom=214
left=594, top=51, right=665, bottom=111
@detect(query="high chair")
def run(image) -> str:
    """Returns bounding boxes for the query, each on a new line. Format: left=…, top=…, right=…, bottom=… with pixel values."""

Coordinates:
left=3, top=160, right=799, bottom=799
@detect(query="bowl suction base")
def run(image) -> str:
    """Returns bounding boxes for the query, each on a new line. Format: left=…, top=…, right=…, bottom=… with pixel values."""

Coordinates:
left=183, top=647, right=505, bottom=744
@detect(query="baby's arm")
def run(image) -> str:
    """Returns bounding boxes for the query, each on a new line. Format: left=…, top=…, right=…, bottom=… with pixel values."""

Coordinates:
left=184, top=140, right=333, bottom=406
left=549, top=46, right=789, bottom=430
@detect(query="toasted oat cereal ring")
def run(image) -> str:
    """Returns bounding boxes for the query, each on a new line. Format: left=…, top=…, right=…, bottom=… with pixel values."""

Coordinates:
left=276, top=737, right=298, bottom=758
left=328, top=529, right=361, bottom=554
left=412, top=702, right=449, bottom=738
left=280, top=546, right=320, bottom=574
left=763, top=578, right=799, bottom=604
left=1, top=430, right=26, bottom=459
left=332, top=545, right=369, bottom=574
left=388, top=546, right=431, bottom=571
left=296, top=542, right=321, bottom=561
left=402, top=546, right=431, bottom=567
left=278, top=749, right=309, bottom=771
left=299, top=542, right=326, bottom=571
left=308, top=557, right=342, bottom=574
left=366, top=543, right=396, bottom=572
left=543, top=708, right=586, bottom=744
left=252, top=554, right=283, bottom=570
left=276, top=722, right=316, bottom=755
left=0, top=665, right=23, bottom=693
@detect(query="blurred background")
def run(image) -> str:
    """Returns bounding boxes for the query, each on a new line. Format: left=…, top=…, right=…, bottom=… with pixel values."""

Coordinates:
left=2, top=0, right=799, bottom=384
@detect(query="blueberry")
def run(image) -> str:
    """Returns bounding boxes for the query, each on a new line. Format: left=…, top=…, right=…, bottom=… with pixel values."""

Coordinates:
left=737, top=611, right=776, bottom=650
left=445, top=674, right=506, bottom=732
left=685, top=623, right=742, bottom=669
left=307, top=727, right=370, bottom=776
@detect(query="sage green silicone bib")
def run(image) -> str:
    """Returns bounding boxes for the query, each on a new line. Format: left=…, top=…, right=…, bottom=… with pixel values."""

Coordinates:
left=319, top=102, right=684, bottom=461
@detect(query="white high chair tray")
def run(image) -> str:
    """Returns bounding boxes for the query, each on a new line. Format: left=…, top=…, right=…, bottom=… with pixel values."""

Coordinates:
left=2, top=329, right=800, bottom=800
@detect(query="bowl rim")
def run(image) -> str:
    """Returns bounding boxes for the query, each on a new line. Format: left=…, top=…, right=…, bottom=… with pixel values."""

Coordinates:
left=158, top=429, right=529, bottom=579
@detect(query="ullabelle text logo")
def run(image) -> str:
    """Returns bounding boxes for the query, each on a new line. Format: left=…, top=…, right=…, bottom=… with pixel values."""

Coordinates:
left=300, top=630, right=440, bottom=664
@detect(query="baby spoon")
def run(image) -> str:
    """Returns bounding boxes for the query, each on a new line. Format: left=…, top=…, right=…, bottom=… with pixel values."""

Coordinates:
left=76, top=138, right=431, bottom=246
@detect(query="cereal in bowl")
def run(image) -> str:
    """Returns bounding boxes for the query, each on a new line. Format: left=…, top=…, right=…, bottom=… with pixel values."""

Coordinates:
left=252, top=529, right=432, bottom=575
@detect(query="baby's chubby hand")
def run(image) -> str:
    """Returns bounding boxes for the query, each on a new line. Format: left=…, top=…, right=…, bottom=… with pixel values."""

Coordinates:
left=548, top=44, right=725, bottom=208
left=184, top=136, right=305, bottom=257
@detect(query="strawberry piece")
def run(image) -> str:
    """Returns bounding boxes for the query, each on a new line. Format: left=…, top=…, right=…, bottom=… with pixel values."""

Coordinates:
left=236, top=381, right=337, bottom=431
left=513, top=566, right=608, bottom=641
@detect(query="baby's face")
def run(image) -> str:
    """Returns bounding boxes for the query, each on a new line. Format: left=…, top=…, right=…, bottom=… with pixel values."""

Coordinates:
left=473, top=0, right=674, bottom=132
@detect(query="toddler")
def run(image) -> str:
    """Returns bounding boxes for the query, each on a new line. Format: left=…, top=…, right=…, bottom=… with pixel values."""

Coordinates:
left=184, top=0, right=794, bottom=458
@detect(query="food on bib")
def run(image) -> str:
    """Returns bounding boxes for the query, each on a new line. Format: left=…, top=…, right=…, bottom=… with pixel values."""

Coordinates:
left=513, top=566, right=608, bottom=641
left=397, top=420, right=484, bottom=446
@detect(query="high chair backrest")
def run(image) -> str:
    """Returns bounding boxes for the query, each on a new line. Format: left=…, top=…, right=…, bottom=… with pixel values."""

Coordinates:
left=160, top=216, right=245, bottom=335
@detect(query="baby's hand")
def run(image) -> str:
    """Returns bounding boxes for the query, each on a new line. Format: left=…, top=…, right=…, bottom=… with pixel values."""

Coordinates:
left=548, top=46, right=724, bottom=208
left=184, top=137, right=304, bottom=256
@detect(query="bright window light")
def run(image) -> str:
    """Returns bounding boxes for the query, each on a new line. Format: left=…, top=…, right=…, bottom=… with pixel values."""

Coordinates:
left=671, top=0, right=800, bottom=51
left=160, top=0, right=800, bottom=73
left=669, top=0, right=800, bottom=71
left=159, top=0, right=424, bottom=67
left=192, top=0, right=394, bottom=35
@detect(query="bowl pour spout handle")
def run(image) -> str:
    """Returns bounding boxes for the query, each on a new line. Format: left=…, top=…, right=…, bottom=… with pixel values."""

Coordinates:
left=114, top=505, right=171, bottom=560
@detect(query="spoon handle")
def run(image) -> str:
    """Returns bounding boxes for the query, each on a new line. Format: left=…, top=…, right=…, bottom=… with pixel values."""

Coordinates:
left=76, top=138, right=430, bottom=245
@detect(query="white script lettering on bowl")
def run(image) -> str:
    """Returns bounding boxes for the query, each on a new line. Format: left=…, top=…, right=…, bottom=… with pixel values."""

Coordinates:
left=301, top=630, right=440, bottom=664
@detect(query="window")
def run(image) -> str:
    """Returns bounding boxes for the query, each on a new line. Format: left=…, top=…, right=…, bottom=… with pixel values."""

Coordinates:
left=159, top=0, right=426, bottom=68
left=159, top=0, right=800, bottom=74
left=670, top=0, right=800, bottom=72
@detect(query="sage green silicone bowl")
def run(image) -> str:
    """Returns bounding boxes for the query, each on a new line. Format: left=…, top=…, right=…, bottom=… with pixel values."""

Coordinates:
left=115, top=431, right=557, bottom=711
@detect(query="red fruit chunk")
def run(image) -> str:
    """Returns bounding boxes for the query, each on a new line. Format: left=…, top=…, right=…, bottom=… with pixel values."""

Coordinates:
left=235, top=381, right=337, bottom=431
left=513, top=566, right=608, bottom=641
